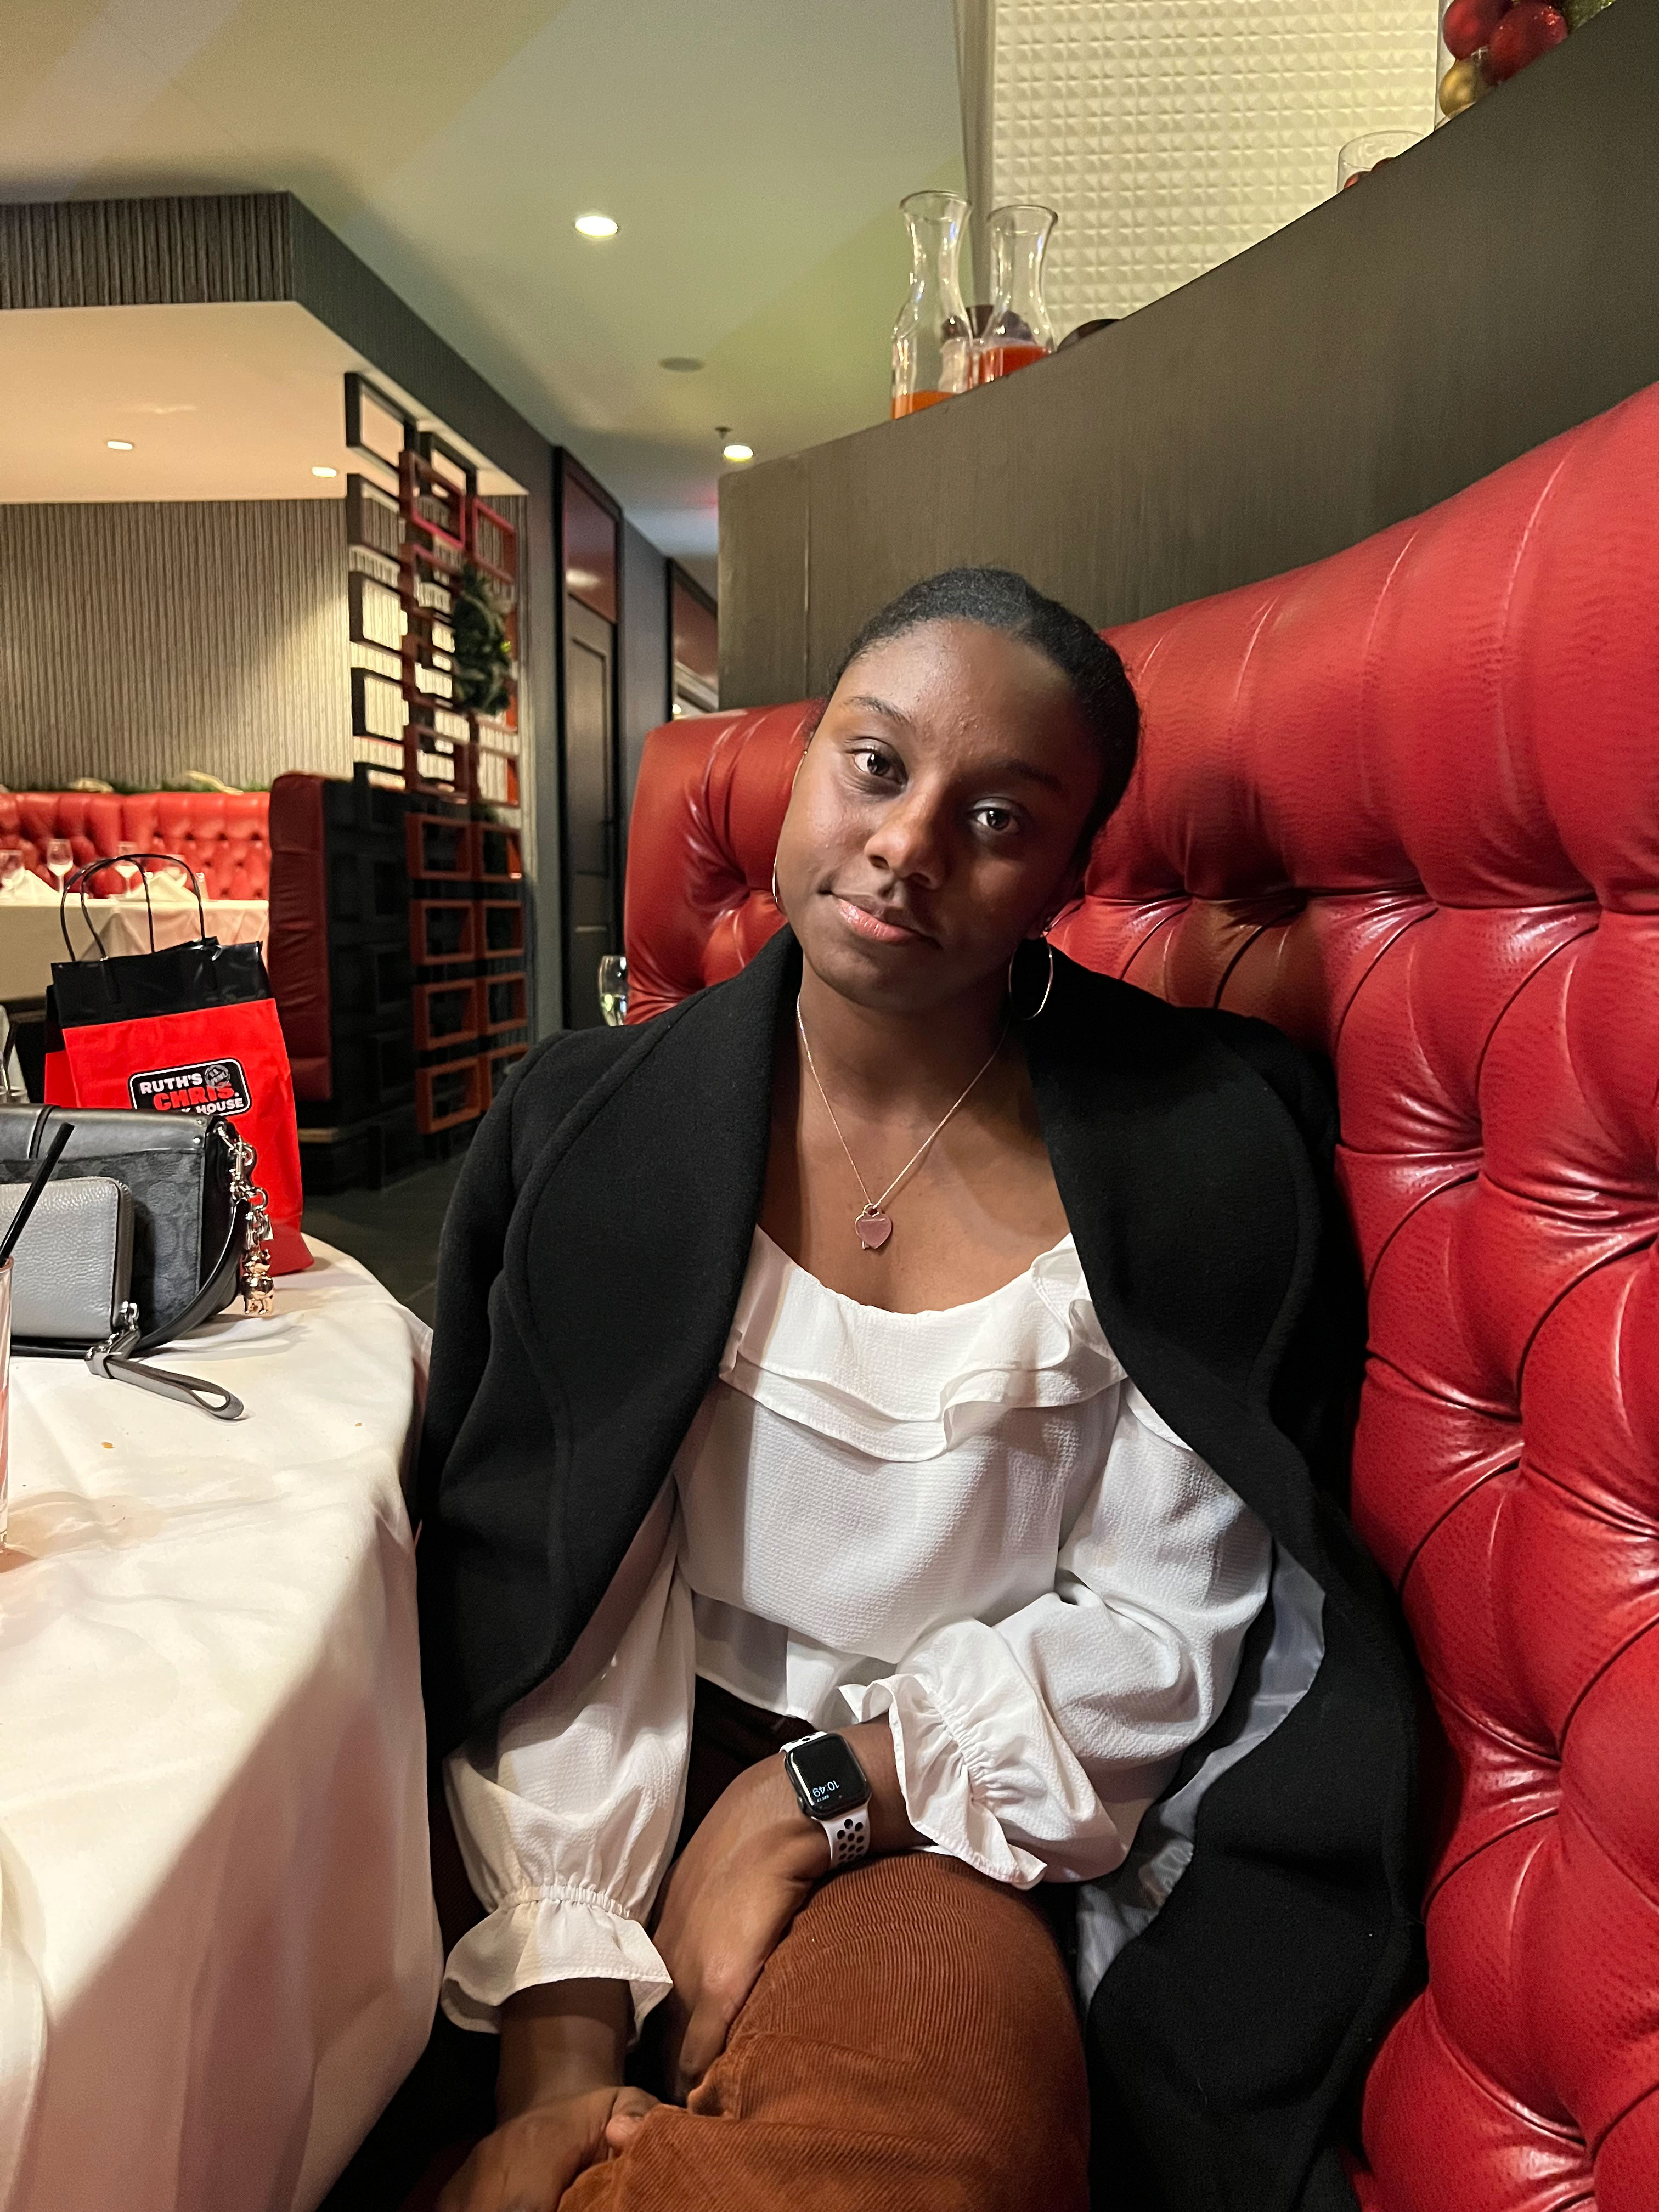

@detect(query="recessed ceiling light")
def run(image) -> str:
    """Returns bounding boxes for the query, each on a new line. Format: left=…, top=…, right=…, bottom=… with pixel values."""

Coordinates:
left=311, top=465, right=338, bottom=478
left=660, top=356, right=703, bottom=373
left=106, top=438, right=134, bottom=451
left=722, top=441, right=754, bottom=463
left=574, top=212, right=619, bottom=239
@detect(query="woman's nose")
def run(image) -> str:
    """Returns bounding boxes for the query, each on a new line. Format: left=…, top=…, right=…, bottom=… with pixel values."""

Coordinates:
left=866, top=791, right=946, bottom=885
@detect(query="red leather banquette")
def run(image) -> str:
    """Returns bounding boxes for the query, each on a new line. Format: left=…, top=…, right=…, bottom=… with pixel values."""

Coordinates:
left=623, top=386, right=1659, bottom=2209
left=0, top=791, right=270, bottom=900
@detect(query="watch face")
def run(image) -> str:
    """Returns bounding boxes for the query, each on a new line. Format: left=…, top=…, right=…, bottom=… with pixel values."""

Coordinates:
left=785, top=1733, right=869, bottom=1820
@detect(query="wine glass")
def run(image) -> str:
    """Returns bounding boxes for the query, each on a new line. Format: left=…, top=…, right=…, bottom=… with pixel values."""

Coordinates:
left=45, top=839, right=74, bottom=896
left=115, top=840, right=142, bottom=895
left=597, top=952, right=629, bottom=1027
left=0, top=849, right=23, bottom=896
left=1336, top=128, right=1419, bottom=191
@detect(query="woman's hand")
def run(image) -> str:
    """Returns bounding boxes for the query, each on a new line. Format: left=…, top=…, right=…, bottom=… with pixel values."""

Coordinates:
left=652, top=1719, right=918, bottom=2100
left=435, top=2087, right=660, bottom=2212
left=437, top=1978, right=656, bottom=2211
left=651, top=1753, right=826, bottom=2100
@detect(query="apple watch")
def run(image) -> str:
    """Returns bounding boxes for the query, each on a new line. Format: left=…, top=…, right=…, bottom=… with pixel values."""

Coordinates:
left=781, top=1731, right=872, bottom=1867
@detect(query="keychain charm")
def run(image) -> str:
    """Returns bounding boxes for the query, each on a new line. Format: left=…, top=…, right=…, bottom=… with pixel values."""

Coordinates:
left=222, top=1124, right=277, bottom=1317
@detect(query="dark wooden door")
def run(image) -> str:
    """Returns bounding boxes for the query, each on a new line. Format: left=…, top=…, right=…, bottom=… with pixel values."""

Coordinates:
left=563, top=595, right=617, bottom=1028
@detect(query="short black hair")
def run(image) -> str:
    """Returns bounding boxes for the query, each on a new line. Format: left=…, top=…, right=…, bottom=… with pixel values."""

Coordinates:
left=827, top=566, right=1140, bottom=843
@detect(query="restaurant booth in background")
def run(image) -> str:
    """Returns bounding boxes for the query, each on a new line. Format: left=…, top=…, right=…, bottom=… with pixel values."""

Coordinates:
left=0, top=241, right=558, bottom=1187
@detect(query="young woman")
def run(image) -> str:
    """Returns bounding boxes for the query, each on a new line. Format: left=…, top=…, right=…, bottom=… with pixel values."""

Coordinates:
left=417, top=571, right=1418, bottom=2212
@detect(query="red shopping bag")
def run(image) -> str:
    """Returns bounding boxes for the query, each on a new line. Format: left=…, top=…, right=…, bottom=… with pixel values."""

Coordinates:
left=49, top=861, right=310, bottom=1273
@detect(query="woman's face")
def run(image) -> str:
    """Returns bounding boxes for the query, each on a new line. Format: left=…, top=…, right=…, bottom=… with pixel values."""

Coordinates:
left=775, top=619, right=1104, bottom=1014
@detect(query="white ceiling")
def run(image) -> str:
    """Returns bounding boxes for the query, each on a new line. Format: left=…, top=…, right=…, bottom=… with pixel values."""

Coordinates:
left=0, top=0, right=966, bottom=566
left=0, top=300, right=525, bottom=502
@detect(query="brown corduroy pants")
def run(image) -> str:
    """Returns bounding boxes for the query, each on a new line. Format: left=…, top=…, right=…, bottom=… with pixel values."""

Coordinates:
left=562, top=1689, right=1090, bottom=2212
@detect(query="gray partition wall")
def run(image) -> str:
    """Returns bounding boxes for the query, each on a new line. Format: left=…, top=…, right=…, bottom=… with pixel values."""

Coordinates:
left=719, top=0, right=1659, bottom=707
left=621, top=520, right=672, bottom=815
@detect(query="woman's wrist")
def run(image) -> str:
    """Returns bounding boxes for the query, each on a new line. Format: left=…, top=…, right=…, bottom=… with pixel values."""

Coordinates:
left=840, top=1717, right=921, bottom=1855
left=728, top=1718, right=923, bottom=1880
left=496, top=1979, right=631, bottom=2117
left=740, top=1755, right=841, bottom=1878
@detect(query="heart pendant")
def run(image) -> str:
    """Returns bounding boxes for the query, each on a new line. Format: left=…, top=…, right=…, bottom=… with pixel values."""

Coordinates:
left=855, top=1210, right=894, bottom=1250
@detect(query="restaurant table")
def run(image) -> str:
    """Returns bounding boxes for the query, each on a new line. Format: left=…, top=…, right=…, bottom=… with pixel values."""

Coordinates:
left=0, top=895, right=270, bottom=1004
left=0, top=1243, right=441, bottom=2212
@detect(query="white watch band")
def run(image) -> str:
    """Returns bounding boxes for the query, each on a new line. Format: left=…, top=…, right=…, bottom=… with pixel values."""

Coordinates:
left=819, top=1804, right=871, bottom=1867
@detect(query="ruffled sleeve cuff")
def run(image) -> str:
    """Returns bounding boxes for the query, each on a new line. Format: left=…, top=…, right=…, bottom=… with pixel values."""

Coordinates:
left=845, top=1676, right=1048, bottom=1891
left=440, top=1887, right=674, bottom=2038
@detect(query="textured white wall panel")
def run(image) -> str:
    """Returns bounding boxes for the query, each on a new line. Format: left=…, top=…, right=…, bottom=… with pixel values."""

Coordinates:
left=991, top=2, right=1440, bottom=334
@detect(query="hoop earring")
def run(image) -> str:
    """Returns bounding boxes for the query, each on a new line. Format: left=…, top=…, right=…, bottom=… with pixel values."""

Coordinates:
left=770, top=857, right=782, bottom=912
left=1008, top=939, right=1056, bottom=1021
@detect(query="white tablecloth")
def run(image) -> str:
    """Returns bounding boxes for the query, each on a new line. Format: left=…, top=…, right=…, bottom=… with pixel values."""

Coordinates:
left=0, top=899, right=270, bottom=1003
left=0, top=1243, right=441, bottom=2212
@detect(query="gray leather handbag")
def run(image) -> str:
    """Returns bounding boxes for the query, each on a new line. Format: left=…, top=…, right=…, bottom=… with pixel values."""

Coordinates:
left=0, top=1104, right=264, bottom=1418
left=0, top=1175, right=133, bottom=1343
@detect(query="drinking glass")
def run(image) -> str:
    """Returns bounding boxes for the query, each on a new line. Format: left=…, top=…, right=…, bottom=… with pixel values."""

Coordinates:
left=0, top=849, right=23, bottom=895
left=890, top=191, right=973, bottom=419
left=115, top=840, right=142, bottom=895
left=0, top=1257, right=12, bottom=1549
left=1336, top=129, right=1420, bottom=190
left=974, top=204, right=1058, bottom=385
left=597, top=953, right=629, bottom=1028
left=45, top=838, right=74, bottom=894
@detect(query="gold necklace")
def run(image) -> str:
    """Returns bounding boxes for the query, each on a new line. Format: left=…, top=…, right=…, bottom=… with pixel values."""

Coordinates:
left=795, top=998, right=1008, bottom=1251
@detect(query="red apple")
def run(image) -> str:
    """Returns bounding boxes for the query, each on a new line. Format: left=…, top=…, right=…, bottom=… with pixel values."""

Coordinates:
left=1442, top=0, right=1510, bottom=61
left=1487, top=0, right=1569, bottom=79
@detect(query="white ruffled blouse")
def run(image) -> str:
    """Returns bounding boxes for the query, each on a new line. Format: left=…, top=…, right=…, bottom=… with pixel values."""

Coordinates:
left=441, top=1229, right=1272, bottom=2035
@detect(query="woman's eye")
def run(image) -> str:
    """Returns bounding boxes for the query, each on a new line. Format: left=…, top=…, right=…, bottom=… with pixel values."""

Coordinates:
left=973, top=804, right=1018, bottom=835
left=853, top=746, right=899, bottom=781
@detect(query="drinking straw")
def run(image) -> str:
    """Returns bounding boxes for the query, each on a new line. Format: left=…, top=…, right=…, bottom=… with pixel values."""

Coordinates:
left=0, top=1120, right=75, bottom=1268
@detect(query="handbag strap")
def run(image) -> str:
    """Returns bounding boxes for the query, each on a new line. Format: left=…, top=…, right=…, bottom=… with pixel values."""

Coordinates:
left=132, top=1198, right=244, bottom=1352
left=87, top=1312, right=244, bottom=1421
left=100, top=1114, right=275, bottom=1401
left=131, top=1121, right=277, bottom=1353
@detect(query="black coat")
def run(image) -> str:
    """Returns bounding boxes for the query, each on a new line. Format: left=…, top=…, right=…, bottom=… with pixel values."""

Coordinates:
left=417, top=929, right=1421, bottom=2212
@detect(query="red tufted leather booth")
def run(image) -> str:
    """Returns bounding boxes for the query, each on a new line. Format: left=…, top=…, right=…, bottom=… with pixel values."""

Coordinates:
left=623, top=384, right=1659, bottom=2208
left=0, top=791, right=270, bottom=900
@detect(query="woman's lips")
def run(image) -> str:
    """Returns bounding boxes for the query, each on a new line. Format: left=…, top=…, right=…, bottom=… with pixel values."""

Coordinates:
left=833, top=896, right=930, bottom=946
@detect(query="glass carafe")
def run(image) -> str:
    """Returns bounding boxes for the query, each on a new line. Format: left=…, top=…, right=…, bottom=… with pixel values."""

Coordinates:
left=976, top=204, right=1057, bottom=385
left=890, top=191, right=973, bottom=419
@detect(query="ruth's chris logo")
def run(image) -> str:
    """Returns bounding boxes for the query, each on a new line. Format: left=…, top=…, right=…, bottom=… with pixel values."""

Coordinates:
left=129, top=1057, right=253, bottom=1116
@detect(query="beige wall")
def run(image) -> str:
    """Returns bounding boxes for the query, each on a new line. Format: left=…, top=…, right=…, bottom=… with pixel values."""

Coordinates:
left=0, top=499, right=352, bottom=793
left=988, top=1, right=1440, bottom=334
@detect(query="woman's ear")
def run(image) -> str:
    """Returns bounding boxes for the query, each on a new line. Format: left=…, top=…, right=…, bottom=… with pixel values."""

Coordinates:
left=791, top=724, right=814, bottom=791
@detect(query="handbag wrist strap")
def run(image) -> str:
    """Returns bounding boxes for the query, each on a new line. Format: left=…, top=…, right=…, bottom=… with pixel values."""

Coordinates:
left=87, top=1311, right=244, bottom=1421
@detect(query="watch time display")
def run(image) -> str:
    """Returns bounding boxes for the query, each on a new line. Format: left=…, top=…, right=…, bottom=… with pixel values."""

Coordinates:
left=784, top=1732, right=869, bottom=1820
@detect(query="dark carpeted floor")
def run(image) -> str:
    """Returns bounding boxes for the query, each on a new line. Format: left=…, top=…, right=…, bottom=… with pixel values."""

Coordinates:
left=302, top=1152, right=468, bottom=1322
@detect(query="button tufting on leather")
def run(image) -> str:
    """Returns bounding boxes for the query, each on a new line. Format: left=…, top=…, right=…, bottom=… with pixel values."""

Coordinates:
left=0, top=789, right=272, bottom=900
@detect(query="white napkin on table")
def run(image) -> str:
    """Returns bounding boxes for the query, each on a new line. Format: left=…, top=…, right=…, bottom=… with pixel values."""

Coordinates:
left=0, top=870, right=57, bottom=903
left=136, top=868, right=198, bottom=906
